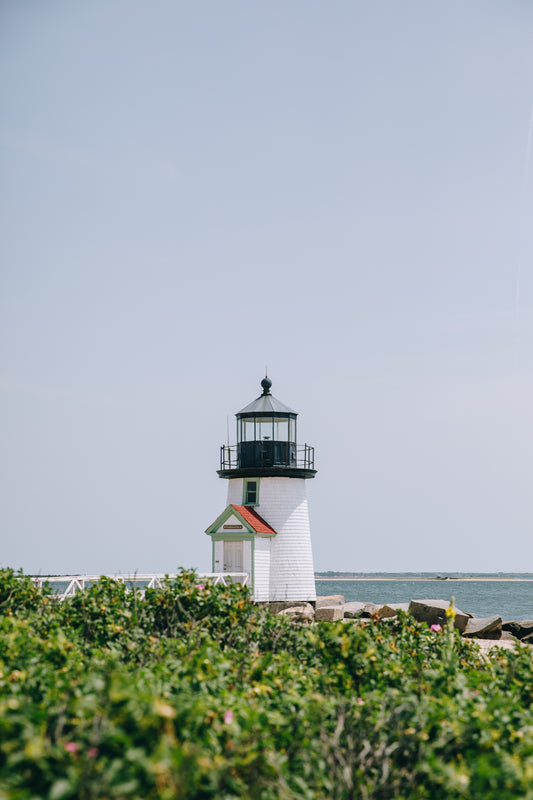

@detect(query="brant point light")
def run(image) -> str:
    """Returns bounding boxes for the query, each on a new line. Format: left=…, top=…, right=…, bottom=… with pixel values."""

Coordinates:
left=205, top=377, right=317, bottom=602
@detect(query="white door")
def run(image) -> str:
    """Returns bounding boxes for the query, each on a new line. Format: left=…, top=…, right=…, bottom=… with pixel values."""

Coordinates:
left=223, top=541, right=243, bottom=573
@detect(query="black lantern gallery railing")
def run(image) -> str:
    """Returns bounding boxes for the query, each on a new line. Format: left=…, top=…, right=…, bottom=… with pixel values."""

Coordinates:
left=220, top=442, right=315, bottom=472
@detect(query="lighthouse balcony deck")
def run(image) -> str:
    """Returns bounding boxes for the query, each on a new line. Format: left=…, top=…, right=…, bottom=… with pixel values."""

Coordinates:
left=218, top=443, right=316, bottom=479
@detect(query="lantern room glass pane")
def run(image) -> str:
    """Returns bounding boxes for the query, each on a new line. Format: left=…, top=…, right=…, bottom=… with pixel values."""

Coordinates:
left=274, top=419, right=289, bottom=441
left=289, top=418, right=296, bottom=442
left=243, top=419, right=255, bottom=441
left=256, top=416, right=274, bottom=440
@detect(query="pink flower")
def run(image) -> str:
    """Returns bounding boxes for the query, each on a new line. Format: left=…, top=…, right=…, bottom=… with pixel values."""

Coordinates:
left=87, top=747, right=99, bottom=759
left=195, top=584, right=205, bottom=590
left=356, top=697, right=365, bottom=706
left=430, top=624, right=442, bottom=632
left=64, top=742, right=79, bottom=754
left=224, top=710, right=233, bottom=724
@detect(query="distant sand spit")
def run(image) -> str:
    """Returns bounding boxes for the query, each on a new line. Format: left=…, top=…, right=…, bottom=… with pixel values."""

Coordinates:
left=315, top=577, right=533, bottom=582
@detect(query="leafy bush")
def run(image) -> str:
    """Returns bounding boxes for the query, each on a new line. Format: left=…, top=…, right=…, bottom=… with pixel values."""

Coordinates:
left=0, top=568, right=52, bottom=616
left=0, top=568, right=532, bottom=799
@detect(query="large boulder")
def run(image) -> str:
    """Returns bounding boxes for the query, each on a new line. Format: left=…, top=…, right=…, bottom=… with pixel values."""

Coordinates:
left=343, top=601, right=367, bottom=618
left=360, top=602, right=379, bottom=618
left=375, top=604, right=403, bottom=620
left=347, top=601, right=380, bottom=618
left=316, top=595, right=345, bottom=609
left=475, top=638, right=521, bottom=654
left=463, top=615, right=502, bottom=640
left=502, top=620, right=533, bottom=640
left=409, top=599, right=470, bottom=633
left=277, top=604, right=315, bottom=623
left=267, top=601, right=313, bottom=614
left=343, top=602, right=408, bottom=620
left=316, top=605, right=344, bottom=622
left=385, top=603, right=410, bottom=614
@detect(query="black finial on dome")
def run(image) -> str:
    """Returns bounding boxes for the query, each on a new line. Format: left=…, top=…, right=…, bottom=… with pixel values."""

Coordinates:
left=261, top=376, right=272, bottom=396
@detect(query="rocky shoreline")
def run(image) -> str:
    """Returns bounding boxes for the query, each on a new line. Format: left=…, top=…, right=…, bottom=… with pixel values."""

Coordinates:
left=271, top=595, right=533, bottom=650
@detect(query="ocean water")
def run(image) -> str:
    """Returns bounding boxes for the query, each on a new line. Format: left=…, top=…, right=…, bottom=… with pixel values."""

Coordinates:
left=315, top=576, right=533, bottom=621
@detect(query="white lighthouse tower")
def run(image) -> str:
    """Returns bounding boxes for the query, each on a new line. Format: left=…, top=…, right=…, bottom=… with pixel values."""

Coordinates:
left=205, top=377, right=317, bottom=602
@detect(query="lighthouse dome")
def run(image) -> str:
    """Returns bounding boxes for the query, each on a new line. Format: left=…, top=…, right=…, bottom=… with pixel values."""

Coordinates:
left=238, top=378, right=296, bottom=416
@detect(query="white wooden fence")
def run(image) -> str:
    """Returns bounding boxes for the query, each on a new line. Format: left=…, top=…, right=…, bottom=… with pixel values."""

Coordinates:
left=31, top=573, right=249, bottom=600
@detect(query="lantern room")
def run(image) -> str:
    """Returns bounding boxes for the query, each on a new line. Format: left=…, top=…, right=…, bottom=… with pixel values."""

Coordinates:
left=218, top=377, right=316, bottom=479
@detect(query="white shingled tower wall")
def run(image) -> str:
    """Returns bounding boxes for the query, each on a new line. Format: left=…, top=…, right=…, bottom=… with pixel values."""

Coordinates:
left=226, top=476, right=316, bottom=602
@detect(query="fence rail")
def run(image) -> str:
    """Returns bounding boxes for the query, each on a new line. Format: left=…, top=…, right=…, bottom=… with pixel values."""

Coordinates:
left=30, top=573, right=249, bottom=600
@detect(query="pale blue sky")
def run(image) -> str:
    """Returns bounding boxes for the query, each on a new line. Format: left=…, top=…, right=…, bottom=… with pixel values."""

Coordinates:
left=1, top=1, right=532, bottom=574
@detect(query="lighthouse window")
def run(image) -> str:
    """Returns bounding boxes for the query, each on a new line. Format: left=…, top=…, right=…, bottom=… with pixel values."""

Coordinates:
left=256, top=417, right=274, bottom=441
left=241, top=419, right=255, bottom=442
left=274, top=419, right=288, bottom=441
left=289, top=418, right=296, bottom=442
left=243, top=479, right=259, bottom=506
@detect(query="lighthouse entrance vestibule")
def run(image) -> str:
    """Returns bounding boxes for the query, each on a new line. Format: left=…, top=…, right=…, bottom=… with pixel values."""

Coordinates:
left=223, top=540, right=243, bottom=573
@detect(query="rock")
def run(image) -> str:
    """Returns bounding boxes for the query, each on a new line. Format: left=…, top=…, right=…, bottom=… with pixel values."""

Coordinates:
left=463, top=616, right=502, bottom=639
left=500, top=631, right=519, bottom=642
left=374, top=604, right=402, bottom=620
left=343, top=600, right=407, bottom=620
left=409, top=599, right=469, bottom=633
left=522, top=632, right=533, bottom=646
left=316, top=595, right=345, bottom=609
left=277, top=604, right=314, bottom=623
left=474, top=638, right=521, bottom=654
left=266, top=601, right=312, bottom=614
left=315, top=605, right=344, bottom=622
left=343, top=602, right=367, bottom=619
left=359, top=602, right=379, bottom=618
left=384, top=603, right=410, bottom=614
left=502, top=620, right=533, bottom=640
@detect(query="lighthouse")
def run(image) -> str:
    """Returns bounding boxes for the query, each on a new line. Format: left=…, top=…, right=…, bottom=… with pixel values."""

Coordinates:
left=205, top=377, right=317, bottom=602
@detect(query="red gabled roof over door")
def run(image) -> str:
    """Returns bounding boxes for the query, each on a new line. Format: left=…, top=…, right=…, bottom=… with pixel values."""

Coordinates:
left=230, top=505, right=277, bottom=535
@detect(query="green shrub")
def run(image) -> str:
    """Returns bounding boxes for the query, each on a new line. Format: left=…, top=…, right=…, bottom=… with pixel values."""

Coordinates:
left=1, top=569, right=532, bottom=799
left=0, top=568, right=52, bottom=616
